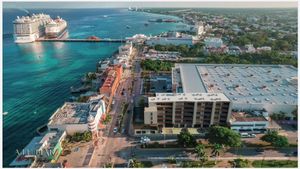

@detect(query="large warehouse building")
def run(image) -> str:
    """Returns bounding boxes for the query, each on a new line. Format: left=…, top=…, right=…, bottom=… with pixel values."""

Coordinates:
left=172, top=64, right=297, bottom=116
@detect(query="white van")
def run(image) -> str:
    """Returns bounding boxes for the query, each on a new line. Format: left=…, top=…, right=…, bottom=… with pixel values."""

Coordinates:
left=240, top=133, right=249, bottom=138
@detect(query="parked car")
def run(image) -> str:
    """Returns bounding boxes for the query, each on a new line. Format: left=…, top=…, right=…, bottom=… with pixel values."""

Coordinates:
left=240, top=133, right=249, bottom=138
left=293, top=151, right=298, bottom=156
left=240, top=132, right=256, bottom=138
left=249, top=133, right=256, bottom=138
left=113, top=127, right=118, bottom=134
left=140, top=136, right=151, bottom=144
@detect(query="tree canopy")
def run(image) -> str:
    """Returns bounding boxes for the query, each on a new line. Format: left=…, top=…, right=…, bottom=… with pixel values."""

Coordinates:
left=261, top=131, right=289, bottom=147
left=177, top=130, right=197, bottom=148
left=230, top=158, right=251, bottom=168
left=140, top=60, right=174, bottom=72
left=153, top=43, right=205, bottom=58
left=204, top=51, right=297, bottom=67
left=206, top=126, right=241, bottom=147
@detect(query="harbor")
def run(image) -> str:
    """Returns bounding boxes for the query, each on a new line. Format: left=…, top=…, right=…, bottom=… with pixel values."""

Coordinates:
left=3, top=8, right=189, bottom=167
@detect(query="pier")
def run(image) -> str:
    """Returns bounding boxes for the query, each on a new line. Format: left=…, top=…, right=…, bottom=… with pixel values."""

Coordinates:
left=36, top=38, right=126, bottom=43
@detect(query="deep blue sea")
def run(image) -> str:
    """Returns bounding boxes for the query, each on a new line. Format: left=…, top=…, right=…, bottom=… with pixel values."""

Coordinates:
left=3, top=8, right=188, bottom=167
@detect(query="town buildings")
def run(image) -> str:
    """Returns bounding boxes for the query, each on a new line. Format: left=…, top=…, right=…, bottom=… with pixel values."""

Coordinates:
left=99, top=64, right=123, bottom=112
left=100, top=65, right=122, bottom=97
left=114, top=42, right=133, bottom=68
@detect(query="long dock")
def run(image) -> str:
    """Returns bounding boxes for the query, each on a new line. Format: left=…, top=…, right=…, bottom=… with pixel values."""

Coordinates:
left=36, top=38, right=126, bottom=43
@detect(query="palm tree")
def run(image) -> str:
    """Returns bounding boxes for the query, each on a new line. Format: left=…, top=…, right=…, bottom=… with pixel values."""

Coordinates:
left=195, top=144, right=205, bottom=158
left=194, top=144, right=207, bottom=167
left=211, top=143, right=222, bottom=157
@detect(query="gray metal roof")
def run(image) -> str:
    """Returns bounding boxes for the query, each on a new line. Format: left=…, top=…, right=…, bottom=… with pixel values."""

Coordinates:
left=179, top=64, right=207, bottom=93
left=176, top=63, right=298, bottom=105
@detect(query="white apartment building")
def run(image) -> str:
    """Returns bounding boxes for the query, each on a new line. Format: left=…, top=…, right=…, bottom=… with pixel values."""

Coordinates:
left=144, top=93, right=232, bottom=129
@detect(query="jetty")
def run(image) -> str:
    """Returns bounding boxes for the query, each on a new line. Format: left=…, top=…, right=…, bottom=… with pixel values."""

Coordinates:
left=36, top=38, right=126, bottom=43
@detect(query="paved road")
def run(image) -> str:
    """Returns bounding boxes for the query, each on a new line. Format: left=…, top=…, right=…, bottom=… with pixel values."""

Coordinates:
left=90, top=48, right=142, bottom=167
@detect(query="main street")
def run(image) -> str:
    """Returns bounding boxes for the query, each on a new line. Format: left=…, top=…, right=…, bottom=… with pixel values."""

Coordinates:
left=89, top=47, right=142, bottom=167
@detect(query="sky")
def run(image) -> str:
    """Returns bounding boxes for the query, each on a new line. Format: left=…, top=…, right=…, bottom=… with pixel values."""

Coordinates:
left=3, top=1, right=298, bottom=9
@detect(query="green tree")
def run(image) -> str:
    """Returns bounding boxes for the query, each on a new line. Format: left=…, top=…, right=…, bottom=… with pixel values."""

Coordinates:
left=261, top=131, right=289, bottom=147
left=206, top=126, right=241, bottom=147
left=194, top=144, right=206, bottom=157
left=230, top=158, right=250, bottom=168
left=177, top=130, right=197, bottom=148
left=194, top=143, right=208, bottom=167
left=128, top=159, right=144, bottom=168
left=211, top=143, right=222, bottom=157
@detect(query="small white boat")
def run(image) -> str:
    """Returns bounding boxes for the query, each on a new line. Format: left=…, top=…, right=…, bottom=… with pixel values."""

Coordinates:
left=103, top=15, right=108, bottom=18
left=3, top=112, right=8, bottom=116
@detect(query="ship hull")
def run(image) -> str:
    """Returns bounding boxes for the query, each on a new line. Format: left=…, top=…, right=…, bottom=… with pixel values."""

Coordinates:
left=14, top=33, right=38, bottom=43
left=45, top=26, right=68, bottom=39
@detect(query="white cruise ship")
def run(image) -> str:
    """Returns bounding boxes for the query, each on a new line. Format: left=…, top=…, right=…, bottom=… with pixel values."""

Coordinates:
left=45, top=16, right=68, bottom=39
left=13, top=13, right=51, bottom=43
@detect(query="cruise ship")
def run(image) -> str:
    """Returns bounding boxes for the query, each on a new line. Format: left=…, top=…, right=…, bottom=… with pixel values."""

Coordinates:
left=13, top=13, right=51, bottom=43
left=13, top=13, right=68, bottom=43
left=45, top=16, right=68, bottom=39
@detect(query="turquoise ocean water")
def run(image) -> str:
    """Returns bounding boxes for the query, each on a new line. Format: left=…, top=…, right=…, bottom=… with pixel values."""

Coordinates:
left=3, top=8, right=188, bottom=167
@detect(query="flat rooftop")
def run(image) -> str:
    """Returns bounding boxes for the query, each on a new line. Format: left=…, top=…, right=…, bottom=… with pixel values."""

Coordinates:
left=175, top=64, right=298, bottom=105
left=48, top=102, right=90, bottom=125
left=149, top=93, right=230, bottom=103
left=231, top=112, right=268, bottom=122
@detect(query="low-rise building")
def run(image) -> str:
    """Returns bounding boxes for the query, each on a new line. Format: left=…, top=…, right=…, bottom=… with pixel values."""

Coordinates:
left=99, top=64, right=122, bottom=112
left=10, top=131, right=66, bottom=167
left=244, top=44, right=256, bottom=53
left=114, top=42, right=133, bottom=68
left=257, top=46, right=272, bottom=53
left=98, top=59, right=110, bottom=72
left=118, top=42, right=133, bottom=56
left=227, top=45, right=241, bottom=55
left=144, top=49, right=181, bottom=61
left=146, top=32, right=195, bottom=46
left=47, top=97, right=106, bottom=135
left=229, top=112, right=269, bottom=133
left=100, top=65, right=122, bottom=97
left=204, top=37, right=223, bottom=48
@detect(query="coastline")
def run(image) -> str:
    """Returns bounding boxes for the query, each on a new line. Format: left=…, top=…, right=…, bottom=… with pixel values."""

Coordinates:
left=3, top=8, right=191, bottom=167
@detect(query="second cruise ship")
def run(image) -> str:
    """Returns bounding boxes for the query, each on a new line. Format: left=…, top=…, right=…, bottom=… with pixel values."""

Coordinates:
left=45, top=16, right=68, bottom=39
